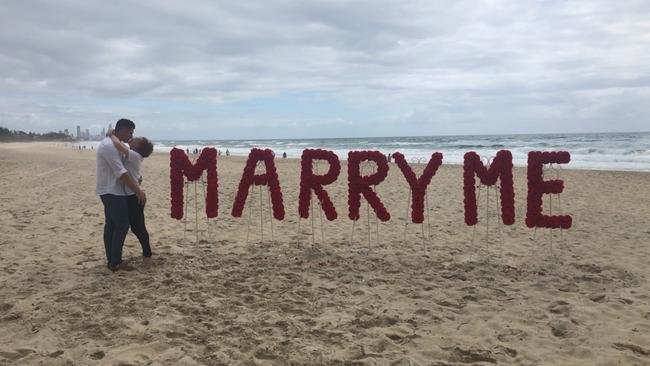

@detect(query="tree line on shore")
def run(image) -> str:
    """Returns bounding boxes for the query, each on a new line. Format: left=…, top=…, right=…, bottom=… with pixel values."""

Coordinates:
left=0, top=126, right=73, bottom=142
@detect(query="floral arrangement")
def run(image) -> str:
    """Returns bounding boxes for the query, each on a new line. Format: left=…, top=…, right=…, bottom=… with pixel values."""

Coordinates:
left=347, top=150, right=390, bottom=222
left=298, top=149, right=341, bottom=221
left=231, top=148, right=285, bottom=220
left=526, top=151, right=572, bottom=229
left=170, top=147, right=218, bottom=219
left=463, top=150, right=515, bottom=226
left=168, top=147, right=574, bottom=232
left=392, top=152, right=443, bottom=223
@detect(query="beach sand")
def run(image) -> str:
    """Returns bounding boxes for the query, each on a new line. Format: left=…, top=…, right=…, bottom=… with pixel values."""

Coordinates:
left=0, top=142, right=649, bottom=365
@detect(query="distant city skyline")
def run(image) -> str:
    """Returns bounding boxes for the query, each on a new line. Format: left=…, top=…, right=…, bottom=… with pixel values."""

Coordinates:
left=1, top=1, right=649, bottom=140
left=51, top=123, right=114, bottom=140
left=5, top=122, right=650, bottom=142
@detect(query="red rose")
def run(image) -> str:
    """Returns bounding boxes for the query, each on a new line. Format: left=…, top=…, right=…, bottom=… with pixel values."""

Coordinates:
left=169, top=147, right=219, bottom=219
left=231, top=148, right=285, bottom=220
left=463, top=150, right=515, bottom=226
left=298, top=149, right=341, bottom=220
left=392, top=152, right=443, bottom=223
left=347, top=151, right=390, bottom=222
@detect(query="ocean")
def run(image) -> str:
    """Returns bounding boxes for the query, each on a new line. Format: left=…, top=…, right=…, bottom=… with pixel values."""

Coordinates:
left=152, top=132, right=650, bottom=172
left=79, top=132, right=650, bottom=171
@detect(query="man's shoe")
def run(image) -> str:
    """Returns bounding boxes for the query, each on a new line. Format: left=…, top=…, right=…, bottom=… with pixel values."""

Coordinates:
left=109, top=262, right=136, bottom=272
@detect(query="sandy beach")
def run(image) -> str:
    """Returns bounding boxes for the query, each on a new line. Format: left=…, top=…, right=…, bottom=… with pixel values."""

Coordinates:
left=0, top=142, right=649, bottom=365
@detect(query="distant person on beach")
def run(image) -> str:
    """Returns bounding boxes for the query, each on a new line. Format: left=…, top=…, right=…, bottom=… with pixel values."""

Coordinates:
left=96, top=118, right=146, bottom=272
left=225, top=149, right=230, bottom=156
left=108, top=130, right=155, bottom=268
left=283, top=152, right=287, bottom=159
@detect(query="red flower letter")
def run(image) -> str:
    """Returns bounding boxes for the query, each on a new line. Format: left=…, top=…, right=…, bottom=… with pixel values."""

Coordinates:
left=231, top=148, right=285, bottom=220
left=298, top=149, right=341, bottom=220
left=392, top=152, right=443, bottom=223
left=170, top=147, right=218, bottom=219
left=347, top=151, right=390, bottom=222
left=463, top=150, right=515, bottom=226
left=526, top=151, right=572, bottom=229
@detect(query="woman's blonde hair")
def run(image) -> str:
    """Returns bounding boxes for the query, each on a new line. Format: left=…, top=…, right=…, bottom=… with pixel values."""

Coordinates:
left=135, top=137, right=154, bottom=158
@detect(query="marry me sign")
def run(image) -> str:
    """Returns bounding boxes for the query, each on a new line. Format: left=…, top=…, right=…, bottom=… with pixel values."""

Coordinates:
left=169, top=148, right=572, bottom=234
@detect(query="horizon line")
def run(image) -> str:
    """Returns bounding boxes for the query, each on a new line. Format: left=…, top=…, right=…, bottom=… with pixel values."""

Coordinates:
left=154, top=130, right=650, bottom=142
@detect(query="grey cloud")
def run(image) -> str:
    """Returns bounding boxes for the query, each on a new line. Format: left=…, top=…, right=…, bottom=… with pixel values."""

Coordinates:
left=1, top=0, right=649, bottom=136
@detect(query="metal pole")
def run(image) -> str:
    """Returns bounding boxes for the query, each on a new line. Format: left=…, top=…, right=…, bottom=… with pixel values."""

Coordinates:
left=549, top=171, right=554, bottom=257
left=202, top=177, right=210, bottom=241
left=367, top=196, right=371, bottom=252
left=421, top=221, right=425, bottom=251
left=246, top=185, right=252, bottom=244
left=556, top=165, right=564, bottom=243
left=183, top=181, right=188, bottom=241
left=195, top=181, right=199, bottom=244
left=495, top=184, right=502, bottom=255
left=471, top=184, right=481, bottom=248
left=310, top=195, right=315, bottom=247
left=268, top=188, right=274, bottom=242
left=260, top=186, right=264, bottom=244
left=363, top=162, right=371, bottom=253
left=404, top=189, right=411, bottom=242
left=425, top=189, right=431, bottom=239
left=374, top=186, right=379, bottom=246
left=485, top=181, right=490, bottom=248
left=315, top=161, right=324, bottom=244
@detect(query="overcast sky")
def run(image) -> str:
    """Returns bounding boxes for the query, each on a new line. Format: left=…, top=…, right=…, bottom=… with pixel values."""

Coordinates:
left=1, top=0, right=649, bottom=139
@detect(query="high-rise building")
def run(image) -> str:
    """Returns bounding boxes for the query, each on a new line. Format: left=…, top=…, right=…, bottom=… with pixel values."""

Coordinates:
left=85, top=129, right=90, bottom=139
left=101, top=128, right=105, bottom=137
left=76, top=125, right=81, bottom=139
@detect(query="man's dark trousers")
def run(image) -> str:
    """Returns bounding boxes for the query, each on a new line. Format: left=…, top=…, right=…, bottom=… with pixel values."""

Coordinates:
left=100, top=194, right=129, bottom=267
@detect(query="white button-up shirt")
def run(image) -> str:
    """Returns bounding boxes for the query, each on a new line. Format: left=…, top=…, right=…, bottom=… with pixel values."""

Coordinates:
left=124, top=149, right=143, bottom=195
left=96, top=137, right=128, bottom=196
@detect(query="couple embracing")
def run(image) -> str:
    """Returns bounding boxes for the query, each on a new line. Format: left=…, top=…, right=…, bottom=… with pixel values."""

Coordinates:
left=95, top=118, right=154, bottom=272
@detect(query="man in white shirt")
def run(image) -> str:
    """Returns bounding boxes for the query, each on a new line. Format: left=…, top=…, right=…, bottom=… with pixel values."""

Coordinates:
left=96, top=118, right=146, bottom=272
left=108, top=134, right=154, bottom=267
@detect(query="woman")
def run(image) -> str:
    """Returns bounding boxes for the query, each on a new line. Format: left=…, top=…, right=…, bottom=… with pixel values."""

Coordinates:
left=109, top=132, right=155, bottom=268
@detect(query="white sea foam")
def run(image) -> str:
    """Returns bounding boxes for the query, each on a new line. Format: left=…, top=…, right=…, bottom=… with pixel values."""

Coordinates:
left=134, top=132, right=650, bottom=172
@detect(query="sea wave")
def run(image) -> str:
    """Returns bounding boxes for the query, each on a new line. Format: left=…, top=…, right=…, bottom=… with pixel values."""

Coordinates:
left=148, top=132, right=650, bottom=171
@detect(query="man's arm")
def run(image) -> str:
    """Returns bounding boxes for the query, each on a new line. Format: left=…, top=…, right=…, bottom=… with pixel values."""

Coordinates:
left=100, top=141, right=146, bottom=204
left=109, top=134, right=130, bottom=156
left=119, top=173, right=147, bottom=205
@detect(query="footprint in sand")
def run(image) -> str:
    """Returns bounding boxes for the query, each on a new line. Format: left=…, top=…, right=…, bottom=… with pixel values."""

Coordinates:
left=548, top=319, right=576, bottom=338
left=612, top=342, right=650, bottom=357
left=497, top=328, right=528, bottom=342
left=445, top=346, right=496, bottom=364
left=0, top=349, right=35, bottom=362
left=89, top=350, right=105, bottom=360
left=548, top=300, right=571, bottom=316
